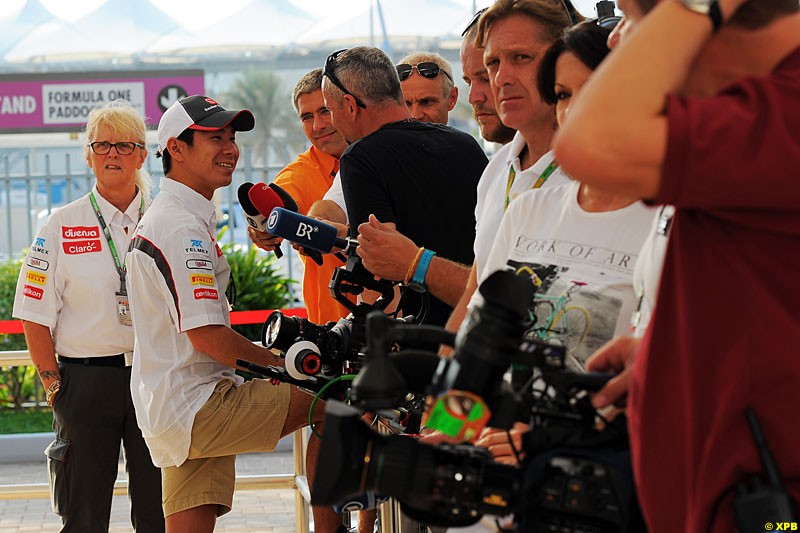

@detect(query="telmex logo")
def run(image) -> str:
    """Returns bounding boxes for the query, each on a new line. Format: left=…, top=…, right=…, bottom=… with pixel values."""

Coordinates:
left=190, top=239, right=204, bottom=248
left=63, top=226, right=100, bottom=239
left=63, top=239, right=102, bottom=255
left=35, top=237, right=46, bottom=247
left=190, top=274, right=215, bottom=286
left=26, top=271, right=47, bottom=285
left=186, top=259, right=212, bottom=270
left=23, top=284, right=44, bottom=300
left=27, top=257, right=49, bottom=271
left=267, top=211, right=278, bottom=229
left=193, top=288, right=218, bottom=300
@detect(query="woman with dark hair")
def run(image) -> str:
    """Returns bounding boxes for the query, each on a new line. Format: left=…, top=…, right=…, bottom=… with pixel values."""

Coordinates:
left=537, top=21, right=613, bottom=126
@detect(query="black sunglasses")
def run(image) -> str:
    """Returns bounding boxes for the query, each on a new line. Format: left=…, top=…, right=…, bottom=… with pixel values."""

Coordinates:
left=396, top=62, right=453, bottom=83
left=461, top=7, right=488, bottom=36
left=323, top=49, right=367, bottom=109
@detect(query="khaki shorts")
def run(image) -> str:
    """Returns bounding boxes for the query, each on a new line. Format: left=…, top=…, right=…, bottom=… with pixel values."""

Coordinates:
left=162, top=379, right=291, bottom=517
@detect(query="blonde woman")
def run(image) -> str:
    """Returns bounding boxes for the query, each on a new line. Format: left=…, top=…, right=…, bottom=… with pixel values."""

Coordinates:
left=12, top=100, right=164, bottom=532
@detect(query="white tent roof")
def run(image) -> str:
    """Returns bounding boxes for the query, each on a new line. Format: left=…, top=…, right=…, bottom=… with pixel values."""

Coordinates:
left=0, top=0, right=58, bottom=57
left=146, top=0, right=316, bottom=52
left=4, top=0, right=180, bottom=61
left=296, top=0, right=473, bottom=45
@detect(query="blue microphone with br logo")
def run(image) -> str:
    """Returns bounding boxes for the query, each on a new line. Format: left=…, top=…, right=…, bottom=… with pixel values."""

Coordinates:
left=266, top=207, right=356, bottom=254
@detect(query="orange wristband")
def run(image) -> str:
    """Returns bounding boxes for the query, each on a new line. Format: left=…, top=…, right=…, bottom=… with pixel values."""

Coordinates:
left=404, top=247, right=425, bottom=284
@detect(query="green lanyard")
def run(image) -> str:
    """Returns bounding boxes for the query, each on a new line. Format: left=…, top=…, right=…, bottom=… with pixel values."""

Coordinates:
left=89, top=191, right=145, bottom=293
left=504, top=160, right=559, bottom=210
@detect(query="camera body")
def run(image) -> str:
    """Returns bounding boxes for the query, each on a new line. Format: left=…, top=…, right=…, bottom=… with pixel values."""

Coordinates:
left=312, top=270, right=646, bottom=531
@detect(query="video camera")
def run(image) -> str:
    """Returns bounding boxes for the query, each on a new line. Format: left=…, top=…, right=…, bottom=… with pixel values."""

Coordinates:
left=312, top=270, right=646, bottom=532
left=237, top=252, right=438, bottom=405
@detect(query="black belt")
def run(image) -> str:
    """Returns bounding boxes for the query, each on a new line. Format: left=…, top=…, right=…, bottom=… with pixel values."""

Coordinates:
left=58, top=354, right=127, bottom=368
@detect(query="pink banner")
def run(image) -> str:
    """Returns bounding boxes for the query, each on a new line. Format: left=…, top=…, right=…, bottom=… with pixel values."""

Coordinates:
left=0, top=70, right=204, bottom=132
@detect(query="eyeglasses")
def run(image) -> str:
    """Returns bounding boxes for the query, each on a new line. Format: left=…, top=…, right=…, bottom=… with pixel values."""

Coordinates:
left=89, top=141, right=144, bottom=155
left=396, top=62, right=453, bottom=83
left=461, top=7, right=488, bottom=36
left=323, top=49, right=367, bottom=109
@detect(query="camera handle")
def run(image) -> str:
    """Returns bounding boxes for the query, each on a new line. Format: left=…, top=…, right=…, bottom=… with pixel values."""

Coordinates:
left=330, top=254, right=396, bottom=316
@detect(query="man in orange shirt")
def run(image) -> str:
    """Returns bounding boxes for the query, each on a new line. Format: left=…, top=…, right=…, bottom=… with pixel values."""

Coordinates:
left=250, top=68, right=350, bottom=325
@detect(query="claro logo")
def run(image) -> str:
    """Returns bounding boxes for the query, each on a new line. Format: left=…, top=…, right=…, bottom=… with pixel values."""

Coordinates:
left=63, top=239, right=102, bottom=255
left=62, top=226, right=100, bottom=239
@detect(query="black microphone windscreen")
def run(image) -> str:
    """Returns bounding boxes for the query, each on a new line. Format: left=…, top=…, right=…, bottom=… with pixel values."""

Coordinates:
left=268, top=182, right=299, bottom=212
left=237, top=182, right=260, bottom=216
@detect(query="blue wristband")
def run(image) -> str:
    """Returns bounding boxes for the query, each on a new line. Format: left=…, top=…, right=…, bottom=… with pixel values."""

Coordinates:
left=410, top=249, right=436, bottom=289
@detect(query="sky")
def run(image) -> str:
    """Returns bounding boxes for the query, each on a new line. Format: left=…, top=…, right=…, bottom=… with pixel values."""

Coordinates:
left=8, top=0, right=604, bottom=26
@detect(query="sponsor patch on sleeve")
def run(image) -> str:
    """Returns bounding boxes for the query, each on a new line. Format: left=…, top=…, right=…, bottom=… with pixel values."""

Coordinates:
left=186, top=259, right=213, bottom=270
left=193, top=288, right=219, bottom=300
left=27, top=257, right=50, bottom=271
left=63, top=240, right=102, bottom=255
left=31, top=237, right=49, bottom=255
left=185, top=239, right=210, bottom=255
left=190, top=274, right=215, bottom=286
left=23, top=284, right=44, bottom=300
left=25, top=271, right=47, bottom=285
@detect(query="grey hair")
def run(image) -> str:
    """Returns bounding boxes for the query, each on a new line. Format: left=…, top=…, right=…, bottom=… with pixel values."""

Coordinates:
left=327, top=46, right=404, bottom=106
left=397, top=51, right=455, bottom=97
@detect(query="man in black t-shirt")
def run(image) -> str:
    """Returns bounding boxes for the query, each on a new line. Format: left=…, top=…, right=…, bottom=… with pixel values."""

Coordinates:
left=321, top=46, right=488, bottom=327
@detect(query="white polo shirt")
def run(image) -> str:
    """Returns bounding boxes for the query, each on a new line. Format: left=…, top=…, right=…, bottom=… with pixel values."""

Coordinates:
left=473, top=132, right=571, bottom=280
left=126, top=177, right=242, bottom=468
left=12, top=186, right=147, bottom=358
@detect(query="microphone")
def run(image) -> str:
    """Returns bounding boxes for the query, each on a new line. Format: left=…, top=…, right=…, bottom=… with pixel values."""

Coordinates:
left=268, top=182, right=299, bottom=212
left=266, top=207, right=355, bottom=255
left=250, top=184, right=325, bottom=266
left=239, top=182, right=283, bottom=258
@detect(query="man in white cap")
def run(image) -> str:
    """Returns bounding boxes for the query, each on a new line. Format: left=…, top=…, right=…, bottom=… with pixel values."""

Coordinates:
left=126, top=95, right=318, bottom=531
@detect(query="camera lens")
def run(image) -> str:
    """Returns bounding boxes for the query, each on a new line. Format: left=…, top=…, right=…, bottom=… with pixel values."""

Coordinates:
left=261, top=311, right=301, bottom=350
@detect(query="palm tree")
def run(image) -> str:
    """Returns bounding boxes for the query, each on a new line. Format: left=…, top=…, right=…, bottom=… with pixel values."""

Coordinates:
left=224, top=69, right=304, bottom=167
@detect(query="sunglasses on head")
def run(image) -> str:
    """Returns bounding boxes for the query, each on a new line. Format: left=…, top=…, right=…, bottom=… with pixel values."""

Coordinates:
left=323, top=49, right=367, bottom=109
left=396, top=62, right=453, bottom=83
left=461, top=7, right=488, bottom=36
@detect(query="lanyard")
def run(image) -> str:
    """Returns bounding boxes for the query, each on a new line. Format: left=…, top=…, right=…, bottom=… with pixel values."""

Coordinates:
left=504, top=160, right=559, bottom=210
left=89, top=191, right=145, bottom=292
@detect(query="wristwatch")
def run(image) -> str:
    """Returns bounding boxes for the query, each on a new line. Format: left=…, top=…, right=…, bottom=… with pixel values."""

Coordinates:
left=681, top=0, right=723, bottom=32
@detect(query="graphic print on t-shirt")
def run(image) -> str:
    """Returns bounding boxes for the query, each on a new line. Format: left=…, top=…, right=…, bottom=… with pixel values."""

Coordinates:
left=507, top=259, right=622, bottom=371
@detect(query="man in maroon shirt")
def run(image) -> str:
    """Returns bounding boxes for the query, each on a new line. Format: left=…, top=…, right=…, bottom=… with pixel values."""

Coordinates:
left=553, top=0, right=800, bottom=531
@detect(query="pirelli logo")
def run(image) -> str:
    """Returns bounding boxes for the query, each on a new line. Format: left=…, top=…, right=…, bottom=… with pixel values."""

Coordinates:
left=25, top=271, right=47, bottom=285
left=193, top=288, right=219, bottom=300
left=23, top=284, right=44, bottom=300
left=190, top=274, right=215, bottom=286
